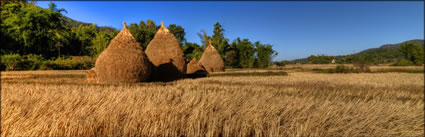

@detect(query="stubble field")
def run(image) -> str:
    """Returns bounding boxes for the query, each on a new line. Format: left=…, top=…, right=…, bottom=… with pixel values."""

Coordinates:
left=1, top=65, right=424, bottom=136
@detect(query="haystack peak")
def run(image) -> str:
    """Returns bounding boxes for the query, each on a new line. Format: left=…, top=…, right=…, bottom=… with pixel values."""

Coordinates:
left=123, top=22, right=127, bottom=29
left=208, top=39, right=215, bottom=49
left=157, top=21, right=170, bottom=33
left=117, top=21, right=134, bottom=37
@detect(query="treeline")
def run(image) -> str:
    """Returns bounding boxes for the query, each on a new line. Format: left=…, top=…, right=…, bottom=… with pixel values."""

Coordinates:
left=1, top=1, right=119, bottom=58
left=0, top=1, right=277, bottom=71
left=276, top=42, right=424, bottom=66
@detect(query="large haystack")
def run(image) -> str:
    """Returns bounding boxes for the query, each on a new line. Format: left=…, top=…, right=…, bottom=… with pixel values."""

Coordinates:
left=94, top=22, right=151, bottom=83
left=199, top=39, right=225, bottom=72
left=145, top=21, right=186, bottom=81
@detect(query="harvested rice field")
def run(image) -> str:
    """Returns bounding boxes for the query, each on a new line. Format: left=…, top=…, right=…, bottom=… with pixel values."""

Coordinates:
left=1, top=66, right=424, bottom=136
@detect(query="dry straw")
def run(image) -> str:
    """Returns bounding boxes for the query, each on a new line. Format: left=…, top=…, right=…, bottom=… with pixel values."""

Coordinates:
left=186, top=58, right=205, bottom=74
left=86, top=68, right=96, bottom=83
left=199, top=39, right=225, bottom=72
left=93, top=22, right=151, bottom=83
left=185, top=58, right=208, bottom=78
left=145, top=21, right=186, bottom=81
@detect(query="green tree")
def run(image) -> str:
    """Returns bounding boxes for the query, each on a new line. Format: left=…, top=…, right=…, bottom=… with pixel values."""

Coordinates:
left=1, top=53, right=21, bottom=71
left=225, top=50, right=238, bottom=67
left=255, top=42, right=277, bottom=68
left=73, top=24, right=97, bottom=55
left=197, top=29, right=210, bottom=48
left=400, top=42, right=424, bottom=65
left=232, top=37, right=256, bottom=68
left=1, top=2, right=65, bottom=58
left=90, top=31, right=113, bottom=57
left=128, top=20, right=158, bottom=50
left=211, top=22, right=230, bottom=58
left=183, top=42, right=203, bottom=61
left=307, top=55, right=335, bottom=64
left=168, top=24, right=186, bottom=46
left=48, top=2, right=67, bottom=14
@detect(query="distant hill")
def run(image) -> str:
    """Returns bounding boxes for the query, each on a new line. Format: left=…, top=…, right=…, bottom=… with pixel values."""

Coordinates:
left=286, top=39, right=424, bottom=64
left=358, top=39, right=424, bottom=54
left=60, top=15, right=118, bottom=33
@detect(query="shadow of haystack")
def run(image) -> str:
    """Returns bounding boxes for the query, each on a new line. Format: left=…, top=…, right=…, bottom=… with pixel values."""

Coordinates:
left=186, top=70, right=209, bottom=79
left=185, top=58, right=208, bottom=79
left=149, top=59, right=186, bottom=82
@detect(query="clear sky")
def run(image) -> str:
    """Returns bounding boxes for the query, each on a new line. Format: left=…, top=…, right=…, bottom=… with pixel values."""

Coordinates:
left=36, top=1, right=424, bottom=61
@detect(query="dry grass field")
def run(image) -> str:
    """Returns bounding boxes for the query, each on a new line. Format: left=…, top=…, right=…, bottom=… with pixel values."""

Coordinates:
left=1, top=65, right=424, bottom=136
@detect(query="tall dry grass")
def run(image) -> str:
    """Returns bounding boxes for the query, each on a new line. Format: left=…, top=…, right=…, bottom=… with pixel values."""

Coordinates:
left=1, top=67, right=424, bottom=136
left=282, top=64, right=424, bottom=72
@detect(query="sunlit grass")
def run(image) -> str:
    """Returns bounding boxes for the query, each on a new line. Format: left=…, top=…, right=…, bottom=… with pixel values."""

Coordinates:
left=1, top=65, right=424, bottom=136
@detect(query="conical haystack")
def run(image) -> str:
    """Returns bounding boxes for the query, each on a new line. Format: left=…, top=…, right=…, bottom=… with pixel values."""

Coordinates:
left=186, top=58, right=208, bottom=78
left=145, top=21, right=186, bottom=81
left=94, top=22, right=151, bottom=83
left=199, top=39, right=225, bottom=72
left=186, top=58, right=205, bottom=74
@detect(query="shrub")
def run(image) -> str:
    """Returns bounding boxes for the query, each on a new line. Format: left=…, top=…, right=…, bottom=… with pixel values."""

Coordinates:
left=335, top=64, right=346, bottom=73
left=16, top=54, right=45, bottom=70
left=40, top=57, right=94, bottom=70
left=1, top=54, right=22, bottom=71
left=392, top=59, right=413, bottom=66
left=312, top=65, right=367, bottom=74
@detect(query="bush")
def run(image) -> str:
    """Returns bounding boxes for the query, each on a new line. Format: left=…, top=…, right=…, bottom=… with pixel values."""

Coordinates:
left=1, top=54, right=22, bottom=71
left=392, top=59, right=413, bottom=66
left=40, top=57, right=94, bottom=70
left=312, top=64, right=367, bottom=74
left=335, top=64, right=346, bottom=73
left=16, top=54, right=45, bottom=70
left=0, top=54, right=94, bottom=71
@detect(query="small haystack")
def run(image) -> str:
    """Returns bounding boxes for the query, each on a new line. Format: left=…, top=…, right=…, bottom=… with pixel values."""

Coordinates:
left=186, top=58, right=204, bottom=74
left=199, top=39, right=225, bottom=72
left=94, top=22, right=151, bottom=83
left=145, top=21, right=186, bottom=81
left=186, top=58, right=208, bottom=78
left=86, top=67, right=97, bottom=83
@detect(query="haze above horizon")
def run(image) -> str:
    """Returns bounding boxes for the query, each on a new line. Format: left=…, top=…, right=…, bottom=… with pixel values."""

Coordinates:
left=36, top=1, right=424, bottom=61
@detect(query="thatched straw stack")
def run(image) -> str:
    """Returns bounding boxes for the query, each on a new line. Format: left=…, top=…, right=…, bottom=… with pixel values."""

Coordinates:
left=186, top=58, right=208, bottom=78
left=93, top=22, right=151, bottom=83
left=145, top=21, right=186, bottom=81
left=199, top=39, right=225, bottom=72
left=186, top=58, right=205, bottom=74
left=86, top=68, right=97, bottom=83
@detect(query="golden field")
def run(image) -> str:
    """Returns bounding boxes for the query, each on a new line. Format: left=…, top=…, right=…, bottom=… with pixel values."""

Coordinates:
left=1, top=65, right=424, bottom=136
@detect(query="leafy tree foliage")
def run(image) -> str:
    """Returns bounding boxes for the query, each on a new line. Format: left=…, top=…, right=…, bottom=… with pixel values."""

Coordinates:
left=48, top=2, right=67, bottom=14
left=1, top=2, right=64, bottom=57
left=127, top=20, right=158, bottom=50
left=307, top=55, right=335, bottom=64
left=255, top=42, right=277, bottom=68
left=183, top=42, right=203, bottom=61
left=400, top=42, right=424, bottom=65
left=1, top=2, right=279, bottom=70
left=91, top=31, right=115, bottom=57
left=168, top=24, right=186, bottom=46
left=211, top=22, right=230, bottom=58
left=197, top=29, right=211, bottom=49
left=231, top=38, right=256, bottom=68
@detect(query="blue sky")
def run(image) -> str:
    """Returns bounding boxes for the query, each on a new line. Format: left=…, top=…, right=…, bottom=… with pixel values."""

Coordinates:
left=36, top=1, right=424, bottom=61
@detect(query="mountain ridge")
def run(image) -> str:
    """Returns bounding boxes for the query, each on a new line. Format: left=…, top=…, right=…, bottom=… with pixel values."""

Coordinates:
left=287, top=39, right=424, bottom=63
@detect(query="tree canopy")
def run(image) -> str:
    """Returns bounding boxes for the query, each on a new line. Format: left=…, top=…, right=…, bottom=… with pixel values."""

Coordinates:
left=1, top=1, right=278, bottom=70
